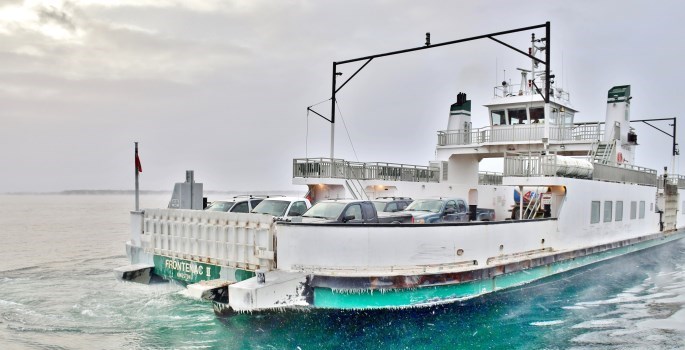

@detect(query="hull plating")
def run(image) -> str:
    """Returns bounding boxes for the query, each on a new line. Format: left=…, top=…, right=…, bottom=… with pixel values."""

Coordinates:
left=312, top=231, right=685, bottom=309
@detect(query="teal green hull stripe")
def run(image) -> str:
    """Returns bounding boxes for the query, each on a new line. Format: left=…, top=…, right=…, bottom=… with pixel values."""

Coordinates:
left=152, top=255, right=254, bottom=284
left=313, top=233, right=685, bottom=309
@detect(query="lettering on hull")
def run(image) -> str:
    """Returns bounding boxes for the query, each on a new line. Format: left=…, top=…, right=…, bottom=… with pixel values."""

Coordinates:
left=153, top=255, right=219, bottom=284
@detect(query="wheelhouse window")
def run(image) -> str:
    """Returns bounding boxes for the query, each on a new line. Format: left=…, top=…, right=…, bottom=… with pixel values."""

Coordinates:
left=563, top=110, right=574, bottom=125
left=591, top=201, right=600, bottom=224
left=549, top=107, right=559, bottom=125
left=630, top=201, right=637, bottom=220
left=604, top=201, right=613, bottom=222
left=639, top=201, right=646, bottom=219
left=491, top=110, right=506, bottom=126
left=529, top=107, right=544, bottom=124
left=508, top=108, right=528, bottom=125
left=616, top=201, right=623, bottom=221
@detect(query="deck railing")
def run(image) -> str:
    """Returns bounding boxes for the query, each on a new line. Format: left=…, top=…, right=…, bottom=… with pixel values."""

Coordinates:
left=293, top=158, right=440, bottom=183
left=478, top=171, right=503, bottom=185
left=437, top=122, right=604, bottom=146
left=592, top=162, right=657, bottom=186
left=503, top=152, right=657, bottom=186
left=657, top=175, right=685, bottom=189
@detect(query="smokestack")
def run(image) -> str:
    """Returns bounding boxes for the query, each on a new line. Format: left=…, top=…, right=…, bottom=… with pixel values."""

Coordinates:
left=447, top=92, right=471, bottom=131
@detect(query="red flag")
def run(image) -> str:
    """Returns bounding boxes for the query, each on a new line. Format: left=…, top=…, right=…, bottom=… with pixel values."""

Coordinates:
left=135, top=151, right=142, bottom=173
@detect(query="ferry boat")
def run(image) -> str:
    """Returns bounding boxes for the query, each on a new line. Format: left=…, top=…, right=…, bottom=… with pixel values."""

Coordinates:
left=117, top=23, right=685, bottom=314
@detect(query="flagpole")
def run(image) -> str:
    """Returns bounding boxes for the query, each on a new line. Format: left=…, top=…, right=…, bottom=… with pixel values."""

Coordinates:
left=135, top=141, right=140, bottom=211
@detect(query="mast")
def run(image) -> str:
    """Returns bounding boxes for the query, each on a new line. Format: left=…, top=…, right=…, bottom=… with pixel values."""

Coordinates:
left=330, top=62, right=337, bottom=159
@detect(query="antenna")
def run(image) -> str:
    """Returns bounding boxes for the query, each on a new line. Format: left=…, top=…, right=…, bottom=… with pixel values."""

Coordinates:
left=561, top=51, right=564, bottom=92
left=495, top=57, right=498, bottom=87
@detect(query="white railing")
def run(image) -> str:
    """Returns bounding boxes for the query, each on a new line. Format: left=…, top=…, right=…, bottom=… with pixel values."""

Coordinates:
left=293, top=158, right=440, bottom=183
left=658, top=175, right=685, bottom=189
left=504, top=152, right=560, bottom=177
left=142, top=209, right=276, bottom=271
left=504, top=152, right=657, bottom=186
left=479, top=171, right=503, bottom=185
left=592, top=162, right=657, bottom=186
left=437, top=123, right=604, bottom=146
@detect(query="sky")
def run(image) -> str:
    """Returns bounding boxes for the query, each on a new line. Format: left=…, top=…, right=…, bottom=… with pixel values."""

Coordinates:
left=1, top=0, right=685, bottom=193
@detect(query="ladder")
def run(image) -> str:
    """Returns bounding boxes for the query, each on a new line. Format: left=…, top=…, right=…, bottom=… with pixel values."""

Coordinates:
left=524, top=187, right=543, bottom=219
left=591, top=140, right=615, bottom=164
left=345, top=179, right=369, bottom=200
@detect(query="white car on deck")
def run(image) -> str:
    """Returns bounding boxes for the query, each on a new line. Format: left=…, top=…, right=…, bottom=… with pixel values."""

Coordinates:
left=251, top=197, right=311, bottom=221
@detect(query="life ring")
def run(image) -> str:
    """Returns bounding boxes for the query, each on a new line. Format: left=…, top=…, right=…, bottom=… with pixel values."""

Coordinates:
left=617, top=152, right=624, bottom=163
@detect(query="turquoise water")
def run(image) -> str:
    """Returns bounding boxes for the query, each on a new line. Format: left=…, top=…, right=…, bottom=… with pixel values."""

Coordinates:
left=1, top=195, right=684, bottom=349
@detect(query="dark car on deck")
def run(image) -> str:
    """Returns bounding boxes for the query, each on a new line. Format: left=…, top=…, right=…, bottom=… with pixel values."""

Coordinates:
left=371, top=197, right=413, bottom=213
left=405, top=198, right=495, bottom=223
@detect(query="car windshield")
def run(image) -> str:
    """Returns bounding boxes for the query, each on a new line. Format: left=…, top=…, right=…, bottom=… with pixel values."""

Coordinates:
left=405, top=200, right=444, bottom=213
left=252, top=200, right=290, bottom=217
left=205, top=201, right=235, bottom=212
left=302, top=202, right=347, bottom=219
left=372, top=201, right=386, bottom=212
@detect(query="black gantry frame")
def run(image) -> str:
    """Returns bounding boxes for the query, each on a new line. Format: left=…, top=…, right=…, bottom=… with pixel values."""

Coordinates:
left=308, top=22, right=551, bottom=131
left=631, top=118, right=678, bottom=156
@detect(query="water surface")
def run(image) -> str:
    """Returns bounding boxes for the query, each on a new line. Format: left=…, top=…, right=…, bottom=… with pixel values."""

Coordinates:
left=1, top=195, right=683, bottom=349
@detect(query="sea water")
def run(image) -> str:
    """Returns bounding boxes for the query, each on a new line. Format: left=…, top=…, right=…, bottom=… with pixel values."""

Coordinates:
left=0, top=194, right=684, bottom=349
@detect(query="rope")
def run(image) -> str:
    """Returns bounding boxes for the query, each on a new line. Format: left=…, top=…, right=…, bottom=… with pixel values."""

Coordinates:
left=334, top=99, right=360, bottom=162
left=307, top=97, right=331, bottom=109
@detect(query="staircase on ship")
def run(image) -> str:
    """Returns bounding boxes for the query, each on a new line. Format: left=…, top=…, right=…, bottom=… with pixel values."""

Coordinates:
left=590, top=140, right=616, bottom=165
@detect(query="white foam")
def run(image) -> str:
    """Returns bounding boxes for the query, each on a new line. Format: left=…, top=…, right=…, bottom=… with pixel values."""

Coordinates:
left=572, top=318, right=620, bottom=329
left=80, top=309, right=95, bottom=317
left=0, top=299, right=22, bottom=307
left=575, top=292, right=675, bottom=306
left=562, top=305, right=587, bottom=310
left=636, top=309, right=685, bottom=332
left=530, top=320, right=565, bottom=326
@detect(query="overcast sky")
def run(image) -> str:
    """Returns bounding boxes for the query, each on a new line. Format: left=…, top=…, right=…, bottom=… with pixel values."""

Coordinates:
left=2, top=0, right=684, bottom=193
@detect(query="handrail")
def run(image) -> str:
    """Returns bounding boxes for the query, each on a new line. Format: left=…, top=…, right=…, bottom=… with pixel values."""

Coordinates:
left=478, top=171, right=503, bottom=185
left=658, top=174, right=685, bottom=189
left=437, top=122, right=605, bottom=146
left=503, top=151, right=657, bottom=186
left=293, top=158, right=440, bottom=183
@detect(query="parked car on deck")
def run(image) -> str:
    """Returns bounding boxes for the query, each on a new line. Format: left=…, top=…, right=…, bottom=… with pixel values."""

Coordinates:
left=293, top=199, right=413, bottom=224
left=405, top=198, right=495, bottom=223
left=251, top=197, right=311, bottom=221
left=371, top=197, right=413, bottom=213
left=205, top=195, right=264, bottom=213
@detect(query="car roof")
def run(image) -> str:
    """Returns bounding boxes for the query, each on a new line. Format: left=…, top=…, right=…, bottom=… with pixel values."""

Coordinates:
left=319, top=199, right=367, bottom=204
left=213, top=198, right=252, bottom=202
left=372, top=198, right=412, bottom=202
left=259, top=197, right=309, bottom=202
left=411, top=198, right=462, bottom=201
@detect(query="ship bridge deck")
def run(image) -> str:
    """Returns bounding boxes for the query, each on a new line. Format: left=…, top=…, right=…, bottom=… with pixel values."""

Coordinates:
left=437, top=122, right=603, bottom=147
